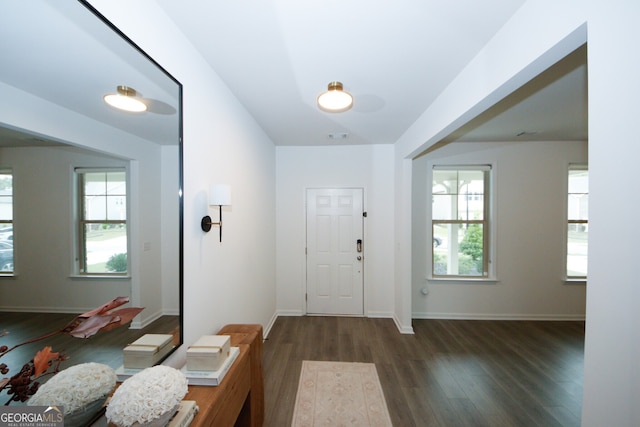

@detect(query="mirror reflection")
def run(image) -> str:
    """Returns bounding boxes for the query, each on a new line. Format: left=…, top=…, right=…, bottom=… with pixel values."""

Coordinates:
left=0, top=0, right=183, bottom=387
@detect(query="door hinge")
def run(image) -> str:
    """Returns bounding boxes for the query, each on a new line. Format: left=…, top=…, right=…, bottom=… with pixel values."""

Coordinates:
left=305, top=247, right=307, bottom=255
left=363, top=211, right=367, bottom=217
left=305, top=293, right=307, bottom=301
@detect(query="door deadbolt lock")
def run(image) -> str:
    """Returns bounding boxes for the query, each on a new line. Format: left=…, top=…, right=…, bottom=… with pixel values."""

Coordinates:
left=357, top=256, right=362, bottom=261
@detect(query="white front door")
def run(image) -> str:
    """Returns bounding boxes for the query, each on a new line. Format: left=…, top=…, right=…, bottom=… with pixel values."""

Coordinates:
left=306, top=188, right=364, bottom=315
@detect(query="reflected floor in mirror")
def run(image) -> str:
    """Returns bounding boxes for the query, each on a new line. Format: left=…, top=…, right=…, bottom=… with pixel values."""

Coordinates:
left=0, top=312, right=178, bottom=404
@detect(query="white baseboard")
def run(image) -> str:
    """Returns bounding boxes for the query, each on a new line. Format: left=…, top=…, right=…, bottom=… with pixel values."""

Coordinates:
left=263, top=312, right=279, bottom=339
left=130, top=309, right=164, bottom=329
left=411, top=311, right=586, bottom=321
left=366, top=311, right=393, bottom=318
left=0, top=306, right=89, bottom=314
left=276, top=309, right=305, bottom=317
left=393, top=313, right=415, bottom=334
left=0, top=305, right=167, bottom=331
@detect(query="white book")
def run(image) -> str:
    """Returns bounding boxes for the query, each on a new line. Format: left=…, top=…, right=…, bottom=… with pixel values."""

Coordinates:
left=168, top=400, right=199, bottom=427
left=123, top=333, right=175, bottom=369
left=180, top=347, right=239, bottom=386
left=187, top=335, right=230, bottom=371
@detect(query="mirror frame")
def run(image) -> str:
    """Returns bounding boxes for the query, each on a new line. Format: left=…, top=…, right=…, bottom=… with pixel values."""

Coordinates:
left=78, top=0, right=184, bottom=358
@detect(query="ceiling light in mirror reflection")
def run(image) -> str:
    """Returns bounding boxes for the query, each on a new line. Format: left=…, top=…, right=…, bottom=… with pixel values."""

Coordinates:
left=104, top=86, right=147, bottom=112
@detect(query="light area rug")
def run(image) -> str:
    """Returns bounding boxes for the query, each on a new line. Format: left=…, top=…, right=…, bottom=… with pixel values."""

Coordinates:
left=291, top=360, right=393, bottom=427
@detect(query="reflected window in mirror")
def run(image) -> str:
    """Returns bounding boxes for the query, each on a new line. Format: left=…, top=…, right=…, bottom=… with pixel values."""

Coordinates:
left=76, top=168, right=128, bottom=276
left=0, top=169, right=13, bottom=274
left=0, top=0, right=183, bottom=366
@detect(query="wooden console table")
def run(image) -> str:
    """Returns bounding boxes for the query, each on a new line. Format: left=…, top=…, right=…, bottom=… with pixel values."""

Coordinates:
left=188, top=324, right=264, bottom=427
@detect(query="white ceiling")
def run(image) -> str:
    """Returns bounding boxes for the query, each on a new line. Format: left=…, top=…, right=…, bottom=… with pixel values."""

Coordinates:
left=0, top=1, right=587, bottom=150
left=451, top=43, right=587, bottom=143
left=156, top=0, right=587, bottom=147
left=0, top=1, right=180, bottom=149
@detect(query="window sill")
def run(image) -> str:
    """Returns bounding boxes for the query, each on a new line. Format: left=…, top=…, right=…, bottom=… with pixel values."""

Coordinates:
left=69, top=274, right=131, bottom=280
left=427, top=277, right=498, bottom=284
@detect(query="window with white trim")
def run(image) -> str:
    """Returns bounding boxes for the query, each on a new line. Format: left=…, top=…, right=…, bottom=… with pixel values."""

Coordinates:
left=0, top=169, right=14, bottom=274
left=76, top=168, right=128, bottom=275
left=432, top=165, right=490, bottom=278
left=567, top=164, right=588, bottom=279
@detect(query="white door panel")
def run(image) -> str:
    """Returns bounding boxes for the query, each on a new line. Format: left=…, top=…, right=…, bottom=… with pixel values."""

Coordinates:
left=306, top=188, right=363, bottom=315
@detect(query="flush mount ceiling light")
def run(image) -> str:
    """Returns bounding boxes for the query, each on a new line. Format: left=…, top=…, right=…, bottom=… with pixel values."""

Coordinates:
left=317, top=81, right=353, bottom=113
left=103, top=85, right=147, bottom=112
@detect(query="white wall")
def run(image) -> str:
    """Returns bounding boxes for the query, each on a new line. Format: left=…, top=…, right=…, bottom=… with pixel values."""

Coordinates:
left=394, top=0, right=589, bottom=334
left=89, top=1, right=278, bottom=365
left=0, top=80, right=179, bottom=326
left=412, top=140, right=587, bottom=319
left=276, top=145, right=394, bottom=318
left=160, top=145, right=180, bottom=315
left=50, top=0, right=640, bottom=423
left=395, top=0, right=640, bottom=423
left=582, top=1, right=640, bottom=425
left=0, top=146, right=130, bottom=311
left=0, top=143, right=176, bottom=329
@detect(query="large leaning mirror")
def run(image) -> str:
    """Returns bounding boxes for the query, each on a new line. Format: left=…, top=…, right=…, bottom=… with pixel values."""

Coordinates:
left=0, top=0, right=183, bottom=388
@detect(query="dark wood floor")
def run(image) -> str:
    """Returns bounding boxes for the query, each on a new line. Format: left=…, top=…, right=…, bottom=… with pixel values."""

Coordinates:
left=263, top=316, right=585, bottom=427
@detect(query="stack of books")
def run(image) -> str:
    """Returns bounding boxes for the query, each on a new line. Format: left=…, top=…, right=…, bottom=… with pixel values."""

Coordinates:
left=116, top=333, right=175, bottom=381
left=186, top=335, right=230, bottom=371
left=168, top=400, right=199, bottom=427
left=123, top=333, right=175, bottom=368
left=180, top=346, right=240, bottom=386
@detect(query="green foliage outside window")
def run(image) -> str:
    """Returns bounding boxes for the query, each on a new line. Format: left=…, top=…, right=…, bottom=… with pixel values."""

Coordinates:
left=106, top=253, right=127, bottom=272
left=459, top=224, right=483, bottom=274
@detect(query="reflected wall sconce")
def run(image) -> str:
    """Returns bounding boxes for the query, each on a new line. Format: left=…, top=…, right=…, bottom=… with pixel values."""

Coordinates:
left=201, top=184, right=231, bottom=242
left=103, top=85, right=148, bottom=112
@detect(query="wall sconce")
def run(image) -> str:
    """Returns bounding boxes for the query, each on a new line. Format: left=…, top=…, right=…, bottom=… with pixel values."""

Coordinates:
left=201, top=184, right=231, bottom=242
